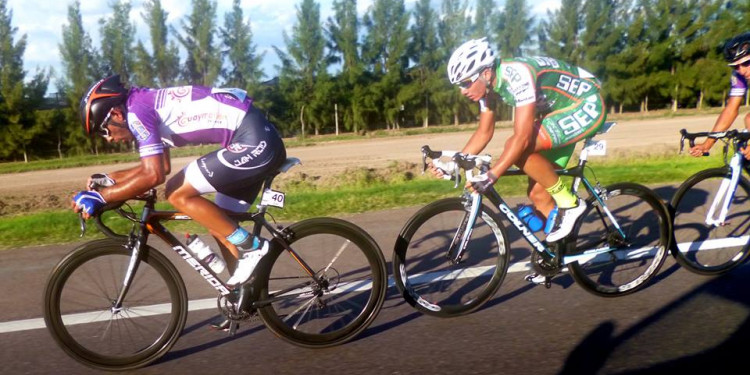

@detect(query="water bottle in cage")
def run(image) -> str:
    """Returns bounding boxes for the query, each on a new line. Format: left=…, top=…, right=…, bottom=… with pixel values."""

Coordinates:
left=186, top=234, right=226, bottom=274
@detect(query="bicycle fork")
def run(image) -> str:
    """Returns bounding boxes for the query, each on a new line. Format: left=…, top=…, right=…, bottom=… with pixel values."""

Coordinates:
left=447, top=193, right=483, bottom=264
left=706, top=154, right=742, bottom=227
left=112, top=237, right=144, bottom=313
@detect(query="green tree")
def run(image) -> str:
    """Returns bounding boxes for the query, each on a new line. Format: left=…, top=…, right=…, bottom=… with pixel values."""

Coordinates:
left=406, top=0, right=442, bottom=127
left=221, top=0, right=264, bottom=91
left=326, top=0, right=366, bottom=133
left=174, top=0, right=221, bottom=85
left=276, top=0, right=330, bottom=136
left=496, top=0, right=533, bottom=57
left=471, top=0, right=495, bottom=39
left=59, top=0, right=98, bottom=155
left=0, top=0, right=49, bottom=162
left=437, top=0, right=472, bottom=125
left=139, top=0, right=180, bottom=86
left=99, top=0, right=135, bottom=82
left=362, top=0, right=410, bottom=129
left=540, top=0, right=583, bottom=63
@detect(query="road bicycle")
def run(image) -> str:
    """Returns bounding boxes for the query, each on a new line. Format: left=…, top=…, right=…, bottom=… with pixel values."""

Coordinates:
left=43, top=157, right=388, bottom=371
left=670, top=129, right=750, bottom=275
left=392, top=122, right=671, bottom=318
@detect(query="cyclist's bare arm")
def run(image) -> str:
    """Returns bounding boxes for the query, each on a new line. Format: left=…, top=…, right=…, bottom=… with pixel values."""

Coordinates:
left=430, top=103, right=496, bottom=179
left=461, top=109, right=496, bottom=155
left=98, top=153, right=168, bottom=202
left=690, top=96, right=743, bottom=156
left=485, top=103, right=536, bottom=178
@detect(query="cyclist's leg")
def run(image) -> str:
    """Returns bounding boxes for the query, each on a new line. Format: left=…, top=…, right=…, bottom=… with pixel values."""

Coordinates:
left=166, top=107, right=286, bottom=255
left=534, top=93, right=606, bottom=241
left=526, top=145, right=576, bottom=219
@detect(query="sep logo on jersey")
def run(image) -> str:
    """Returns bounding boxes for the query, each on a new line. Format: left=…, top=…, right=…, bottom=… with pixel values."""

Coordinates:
left=556, top=75, right=593, bottom=96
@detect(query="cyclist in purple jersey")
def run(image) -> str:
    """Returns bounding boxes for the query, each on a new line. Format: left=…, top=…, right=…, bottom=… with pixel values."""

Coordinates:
left=72, top=76, right=287, bottom=298
left=690, top=32, right=750, bottom=158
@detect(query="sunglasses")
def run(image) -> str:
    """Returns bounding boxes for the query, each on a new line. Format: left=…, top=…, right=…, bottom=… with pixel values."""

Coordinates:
left=96, top=108, right=127, bottom=137
left=458, top=73, right=480, bottom=89
left=734, top=59, right=750, bottom=69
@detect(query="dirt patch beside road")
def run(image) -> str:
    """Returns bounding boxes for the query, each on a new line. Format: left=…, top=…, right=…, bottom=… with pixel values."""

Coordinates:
left=0, top=114, right=735, bottom=216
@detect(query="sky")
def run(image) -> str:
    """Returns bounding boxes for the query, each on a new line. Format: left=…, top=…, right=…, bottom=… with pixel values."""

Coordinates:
left=5, top=0, right=560, bottom=89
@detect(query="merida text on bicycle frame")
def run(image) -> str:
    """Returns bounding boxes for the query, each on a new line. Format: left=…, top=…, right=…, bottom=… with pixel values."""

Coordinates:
left=174, top=245, right=232, bottom=295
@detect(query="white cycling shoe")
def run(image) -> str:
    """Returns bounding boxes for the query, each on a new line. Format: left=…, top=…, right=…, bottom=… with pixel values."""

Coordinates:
left=546, top=198, right=587, bottom=242
left=226, top=239, right=269, bottom=286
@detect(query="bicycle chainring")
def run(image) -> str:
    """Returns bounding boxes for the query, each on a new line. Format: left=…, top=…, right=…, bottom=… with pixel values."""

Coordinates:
left=531, top=250, right=561, bottom=277
left=217, top=293, right=258, bottom=322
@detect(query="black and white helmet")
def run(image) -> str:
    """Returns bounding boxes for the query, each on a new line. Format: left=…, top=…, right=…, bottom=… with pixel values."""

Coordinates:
left=447, top=38, right=496, bottom=85
left=723, top=32, right=750, bottom=66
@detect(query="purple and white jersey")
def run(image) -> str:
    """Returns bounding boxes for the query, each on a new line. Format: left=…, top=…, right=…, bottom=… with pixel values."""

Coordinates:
left=730, top=70, right=748, bottom=97
left=126, top=86, right=253, bottom=158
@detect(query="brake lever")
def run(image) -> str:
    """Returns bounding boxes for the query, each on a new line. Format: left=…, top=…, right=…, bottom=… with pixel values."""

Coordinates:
left=79, top=213, right=87, bottom=237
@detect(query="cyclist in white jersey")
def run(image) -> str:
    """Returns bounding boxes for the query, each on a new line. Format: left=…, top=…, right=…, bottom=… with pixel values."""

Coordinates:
left=72, top=75, right=286, bottom=294
left=690, top=32, right=750, bottom=157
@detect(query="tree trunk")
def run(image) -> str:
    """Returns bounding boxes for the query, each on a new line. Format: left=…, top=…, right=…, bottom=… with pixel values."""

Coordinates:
left=334, top=103, right=339, bottom=135
left=299, top=105, right=306, bottom=139
left=672, top=84, right=678, bottom=112
left=57, top=130, right=63, bottom=159
left=698, top=90, right=704, bottom=110
left=423, top=94, right=429, bottom=128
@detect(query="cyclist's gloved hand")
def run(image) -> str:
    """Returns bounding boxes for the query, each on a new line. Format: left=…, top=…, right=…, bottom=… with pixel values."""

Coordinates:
left=72, top=191, right=107, bottom=216
left=88, top=173, right=115, bottom=190
left=468, top=171, right=498, bottom=194
left=431, top=160, right=457, bottom=180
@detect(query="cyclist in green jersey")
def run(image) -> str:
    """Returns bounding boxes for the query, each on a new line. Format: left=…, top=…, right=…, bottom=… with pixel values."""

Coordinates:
left=439, top=38, right=607, bottom=242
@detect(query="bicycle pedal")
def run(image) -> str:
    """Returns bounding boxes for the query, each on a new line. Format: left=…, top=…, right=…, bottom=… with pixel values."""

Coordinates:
left=228, top=321, right=240, bottom=336
left=524, top=273, right=547, bottom=285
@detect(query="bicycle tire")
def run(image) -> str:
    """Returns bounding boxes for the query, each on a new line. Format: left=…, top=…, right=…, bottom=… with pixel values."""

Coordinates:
left=43, top=239, right=188, bottom=371
left=392, top=197, right=509, bottom=317
left=568, top=183, right=670, bottom=297
left=670, top=168, right=750, bottom=275
left=256, top=217, right=387, bottom=348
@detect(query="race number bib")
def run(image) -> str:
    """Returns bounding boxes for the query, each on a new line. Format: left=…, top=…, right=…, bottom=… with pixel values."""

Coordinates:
left=261, top=189, right=286, bottom=208
left=583, top=139, right=607, bottom=156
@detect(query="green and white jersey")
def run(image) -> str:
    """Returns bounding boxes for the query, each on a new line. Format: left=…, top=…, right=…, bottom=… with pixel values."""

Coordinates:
left=493, top=56, right=601, bottom=114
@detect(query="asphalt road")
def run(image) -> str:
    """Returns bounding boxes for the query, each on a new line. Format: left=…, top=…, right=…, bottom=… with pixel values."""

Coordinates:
left=2, top=189, right=750, bottom=375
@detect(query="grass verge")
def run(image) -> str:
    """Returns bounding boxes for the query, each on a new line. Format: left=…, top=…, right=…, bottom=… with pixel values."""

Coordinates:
left=0, top=151, right=726, bottom=250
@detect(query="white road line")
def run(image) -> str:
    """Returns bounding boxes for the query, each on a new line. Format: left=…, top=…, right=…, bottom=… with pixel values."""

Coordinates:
left=3, top=238, right=743, bottom=335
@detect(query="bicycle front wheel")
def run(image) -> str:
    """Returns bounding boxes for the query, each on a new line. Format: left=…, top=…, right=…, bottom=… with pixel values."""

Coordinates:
left=257, top=218, right=387, bottom=348
left=392, top=197, right=509, bottom=317
left=43, top=239, right=188, bottom=371
left=568, top=183, right=670, bottom=297
left=670, top=168, right=750, bottom=275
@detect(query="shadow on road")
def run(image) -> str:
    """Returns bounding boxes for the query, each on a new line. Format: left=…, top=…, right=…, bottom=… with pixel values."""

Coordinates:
left=559, top=265, right=750, bottom=374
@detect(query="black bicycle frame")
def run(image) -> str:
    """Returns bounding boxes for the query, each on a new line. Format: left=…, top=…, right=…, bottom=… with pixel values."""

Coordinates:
left=455, top=159, right=624, bottom=266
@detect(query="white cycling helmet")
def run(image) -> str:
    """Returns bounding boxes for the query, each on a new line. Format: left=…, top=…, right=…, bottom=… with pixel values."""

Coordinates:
left=447, top=38, right=496, bottom=85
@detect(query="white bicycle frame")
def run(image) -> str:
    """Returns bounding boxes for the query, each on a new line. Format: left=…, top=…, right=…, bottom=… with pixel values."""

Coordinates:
left=704, top=152, right=743, bottom=227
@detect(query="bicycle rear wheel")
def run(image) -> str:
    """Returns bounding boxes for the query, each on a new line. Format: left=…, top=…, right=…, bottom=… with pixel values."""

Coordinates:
left=568, top=183, right=670, bottom=297
left=43, top=239, right=188, bottom=371
left=256, top=218, right=387, bottom=348
left=392, top=197, right=509, bottom=317
left=670, top=168, right=750, bottom=275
